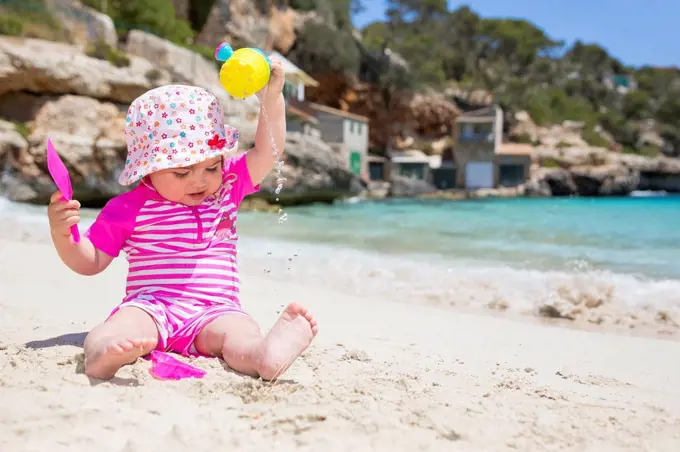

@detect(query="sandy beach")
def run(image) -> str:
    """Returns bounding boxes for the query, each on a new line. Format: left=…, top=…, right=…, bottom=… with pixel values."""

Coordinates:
left=1, top=223, right=679, bottom=452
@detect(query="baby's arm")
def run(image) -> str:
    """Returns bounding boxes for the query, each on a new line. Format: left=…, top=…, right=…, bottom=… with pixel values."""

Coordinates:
left=247, top=57, right=287, bottom=186
left=52, top=234, right=114, bottom=276
left=48, top=191, right=113, bottom=276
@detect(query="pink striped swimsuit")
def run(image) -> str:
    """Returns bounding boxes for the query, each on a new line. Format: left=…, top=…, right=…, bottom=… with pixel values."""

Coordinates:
left=86, top=153, right=258, bottom=356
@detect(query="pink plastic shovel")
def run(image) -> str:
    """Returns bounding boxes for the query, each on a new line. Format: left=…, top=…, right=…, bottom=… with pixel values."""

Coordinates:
left=46, top=138, right=80, bottom=243
left=147, top=350, right=206, bottom=380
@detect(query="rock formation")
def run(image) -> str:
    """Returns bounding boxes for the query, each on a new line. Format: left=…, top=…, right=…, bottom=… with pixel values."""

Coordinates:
left=195, top=0, right=298, bottom=53
left=0, top=36, right=361, bottom=205
left=531, top=147, right=680, bottom=196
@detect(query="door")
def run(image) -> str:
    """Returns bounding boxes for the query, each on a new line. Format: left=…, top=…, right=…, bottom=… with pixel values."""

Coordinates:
left=465, top=161, right=494, bottom=189
left=349, top=151, right=362, bottom=176
left=499, top=164, right=525, bottom=187
left=432, top=168, right=456, bottom=189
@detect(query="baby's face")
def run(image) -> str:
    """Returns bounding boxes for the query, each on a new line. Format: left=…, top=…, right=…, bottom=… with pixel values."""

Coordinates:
left=149, top=156, right=223, bottom=206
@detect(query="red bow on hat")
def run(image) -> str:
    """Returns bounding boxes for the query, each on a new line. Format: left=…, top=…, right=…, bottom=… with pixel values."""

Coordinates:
left=207, top=134, right=226, bottom=150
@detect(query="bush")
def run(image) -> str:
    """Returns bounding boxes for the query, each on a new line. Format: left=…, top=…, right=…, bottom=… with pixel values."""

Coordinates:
left=0, top=14, right=24, bottom=36
left=622, top=145, right=660, bottom=158
left=86, top=40, right=131, bottom=67
left=541, top=157, right=561, bottom=168
left=524, top=87, right=598, bottom=127
left=11, top=121, right=30, bottom=138
left=582, top=128, right=610, bottom=148
left=145, top=68, right=163, bottom=81
left=0, top=1, right=69, bottom=41
left=82, top=0, right=194, bottom=45
left=287, top=21, right=360, bottom=77
left=513, top=132, right=533, bottom=144
left=290, top=0, right=320, bottom=11
left=621, top=90, right=651, bottom=120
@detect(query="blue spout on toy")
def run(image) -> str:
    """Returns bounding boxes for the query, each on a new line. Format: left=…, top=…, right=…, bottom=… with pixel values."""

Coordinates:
left=215, top=43, right=234, bottom=62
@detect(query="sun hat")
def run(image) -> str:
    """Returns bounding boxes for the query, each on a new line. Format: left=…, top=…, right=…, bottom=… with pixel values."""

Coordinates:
left=119, top=84, right=239, bottom=186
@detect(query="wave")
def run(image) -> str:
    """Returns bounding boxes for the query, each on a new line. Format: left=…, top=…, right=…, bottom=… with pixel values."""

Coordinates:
left=239, top=236, right=680, bottom=334
left=3, top=195, right=679, bottom=335
left=630, top=190, right=669, bottom=197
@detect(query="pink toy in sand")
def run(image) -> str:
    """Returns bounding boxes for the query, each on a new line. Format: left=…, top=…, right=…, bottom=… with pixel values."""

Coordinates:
left=46, top=138, right=80, bottom=242
left=147, top=350, right=206, bottom=380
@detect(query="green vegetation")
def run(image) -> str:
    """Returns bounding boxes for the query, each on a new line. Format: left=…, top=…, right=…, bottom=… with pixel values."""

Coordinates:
left=289, top=21, right=360, bottom=76
left=541, top=157, right=561, bottom=168
left=86, top=39, right=130, bottom=67
left=356, top=0, right=680, bottom=157
left=144, top=68, right=164, bottom=82
left=2, top=0, right=677, bottom=157
left=0, top=0, right=69, bottom=41
left=11, top=121, right=30, bottom=138
left=581, top=128, right=610, bottom=148
left=0, top=14, right=23, bottom=36
left=81, top=0, right=194, bottom=44
left=285, top=0, right=679, bottom=156
left=286, top=0, right=364, bottom=77
left=81, top=0, right=218, bottom=67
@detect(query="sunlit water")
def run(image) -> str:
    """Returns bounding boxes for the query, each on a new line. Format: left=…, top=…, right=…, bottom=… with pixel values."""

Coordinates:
left=2, top=195, right=679, bottom=319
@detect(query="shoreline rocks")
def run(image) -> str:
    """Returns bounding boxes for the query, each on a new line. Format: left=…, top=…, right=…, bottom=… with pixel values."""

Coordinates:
left=532, top=147, right=680, bottom=196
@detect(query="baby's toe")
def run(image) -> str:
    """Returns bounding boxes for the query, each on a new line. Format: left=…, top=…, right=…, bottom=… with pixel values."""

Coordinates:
left=117, top=340, right=135, bottom=352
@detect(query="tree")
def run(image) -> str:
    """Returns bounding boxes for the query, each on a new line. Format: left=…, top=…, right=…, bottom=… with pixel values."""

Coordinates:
left=440, top=6, right=481, bottom=81
left=473, top=18, right=562, bottom=88
left=379, top=0, right=449, bottom=86
left=657, top=97, right=680, bottom=128
left=563, top=41, right=624, bottom=77
left=354, top=1, right=680, bottom=154
left=621, top=90, right=651, bottom=120
left=287, top=21, right=360, bottom=77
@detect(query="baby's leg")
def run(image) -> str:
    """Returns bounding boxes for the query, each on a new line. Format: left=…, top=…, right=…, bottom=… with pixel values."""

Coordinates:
left=83, top=307, right=159, bottom=380
left=194, top=303, right=318, bottom=380
left=194, top=312, right=264, bottom=377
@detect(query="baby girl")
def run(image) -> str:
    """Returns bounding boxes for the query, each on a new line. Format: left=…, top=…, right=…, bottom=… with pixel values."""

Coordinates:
left=47, top=59, right=318, bottom=380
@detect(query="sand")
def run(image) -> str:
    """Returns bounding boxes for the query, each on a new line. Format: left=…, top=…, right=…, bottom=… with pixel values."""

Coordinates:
left=1, top=234, right=680, bottom=452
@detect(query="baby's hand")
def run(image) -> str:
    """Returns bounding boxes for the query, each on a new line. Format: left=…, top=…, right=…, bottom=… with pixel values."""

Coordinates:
left=257, top=57, right=285, bottom=104
left=48, top=190, right=81, bottom=239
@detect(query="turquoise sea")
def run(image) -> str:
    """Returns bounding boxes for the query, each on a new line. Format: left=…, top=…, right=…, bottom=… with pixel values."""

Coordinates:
left=2, top=194, right=679, bottom=318
left=239, top=194, right=680, bottom=280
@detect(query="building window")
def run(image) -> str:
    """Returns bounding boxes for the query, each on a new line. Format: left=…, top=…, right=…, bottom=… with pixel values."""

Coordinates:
left=349, top=120, right=355, bottom=133
left=357, top=123, right=363, bottom=135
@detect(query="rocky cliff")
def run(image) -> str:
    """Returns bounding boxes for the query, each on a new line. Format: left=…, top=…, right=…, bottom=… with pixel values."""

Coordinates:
left=0, top=36, right=361, bottom=205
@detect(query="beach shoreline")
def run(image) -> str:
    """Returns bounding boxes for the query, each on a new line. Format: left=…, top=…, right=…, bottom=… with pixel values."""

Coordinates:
left=1, top=196, right=679, bottom=342
left=1, top=225, right=680, bottom=450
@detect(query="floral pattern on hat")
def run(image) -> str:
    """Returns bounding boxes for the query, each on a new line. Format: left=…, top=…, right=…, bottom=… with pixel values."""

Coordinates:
left=119, top=84, right=239, bottom=186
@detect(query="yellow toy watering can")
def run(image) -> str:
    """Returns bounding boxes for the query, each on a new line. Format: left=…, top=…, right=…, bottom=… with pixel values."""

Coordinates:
left=215, top=43, right=271, bottom=99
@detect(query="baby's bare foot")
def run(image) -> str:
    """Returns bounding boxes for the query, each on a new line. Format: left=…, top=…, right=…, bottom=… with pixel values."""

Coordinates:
left=257, top=303, right=318, bottom=380
left=84, top=336, right=156, bottom=380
